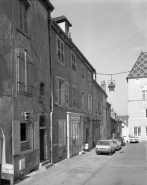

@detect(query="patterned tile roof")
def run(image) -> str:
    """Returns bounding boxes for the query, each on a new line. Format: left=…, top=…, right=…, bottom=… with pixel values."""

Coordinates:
left=127, top=52, right=147, bottom=79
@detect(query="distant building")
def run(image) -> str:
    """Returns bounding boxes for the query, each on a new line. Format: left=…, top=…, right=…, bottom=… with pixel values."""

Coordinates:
left=127, top=51, right=147, bottom=141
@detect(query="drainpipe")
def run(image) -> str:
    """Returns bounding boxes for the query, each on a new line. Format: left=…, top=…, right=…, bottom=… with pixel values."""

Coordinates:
left=48, top=12, right=53, bottom=164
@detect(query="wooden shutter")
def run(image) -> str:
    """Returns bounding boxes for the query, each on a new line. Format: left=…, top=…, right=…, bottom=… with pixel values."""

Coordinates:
left=13, top=120, right=20, bottom=155
left=85, top=93, right=87, bottom=111
left=17, top=50, right=25, bottom=92
left=54, top=76, right=59, bottom=105
left=34, top=121, right=39, bottom=150
left=27, top=54, right=33, bottom=94
left=66, top=82, right=69, bottom=107
left=58, top=121, right=63, bottom=147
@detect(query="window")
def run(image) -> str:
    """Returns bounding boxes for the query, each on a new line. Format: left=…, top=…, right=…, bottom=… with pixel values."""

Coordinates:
left=142, top=90, right=147, bottom=100
left=81, top=65, right=85, bottom=80
left=81, top=91, right=86, bottom=111
left=72, top=85, right=77, bottom=108
left=39, top=115, right=46, bottom=127
left=54, top=76, right=69, bottom=107
left=56, top=35, right=64, bottom=65
left=40, top=82, right=45, bottom=95
left=88, top=95, right=92, bottom=112
left=88, top=71, right=92, bottom=86
left=16, top=0, right=30, bottom=35
left=16, top=49, right=33, bottom=94
left=20, top=123, right=30, bottom=152
left=98, top=101, right=102, bottom=115
left=71, top=51, right=77, bottom=73
left=94, top=98, right=98, bottom=114
left=58, top=120, right=66, bottom=147
left=134, top=127, right=141, bottom=136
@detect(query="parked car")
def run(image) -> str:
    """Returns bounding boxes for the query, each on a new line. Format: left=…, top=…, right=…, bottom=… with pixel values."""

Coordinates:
left=115, top=137, right=125, bottom=146
left=129, top=136, right=139, bottom=143
left=123, top=136, right=129, bottom=143
left=95, top=140, right=115, bottom=156
left=110, top=139, right=121, bottom=150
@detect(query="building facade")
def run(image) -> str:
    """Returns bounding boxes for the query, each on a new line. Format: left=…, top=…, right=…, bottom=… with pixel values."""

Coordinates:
left=0, top=0, right=54, bottom=182
left=93, top=81, right=104, bottom=146
left=50, top=16, right=96, bottom=163
left=127, top=51, right=147, bottom=142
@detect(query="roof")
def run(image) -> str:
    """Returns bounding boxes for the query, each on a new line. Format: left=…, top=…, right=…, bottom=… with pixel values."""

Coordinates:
left=127, top=52, right=147, bottom=80
left=51, top=19, right=96, bottom=73
left=53, top=15, right=72, bottom=27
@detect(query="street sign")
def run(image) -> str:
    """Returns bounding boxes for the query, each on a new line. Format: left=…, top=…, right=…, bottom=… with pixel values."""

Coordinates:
left=2, top=164, right=14, bottom=175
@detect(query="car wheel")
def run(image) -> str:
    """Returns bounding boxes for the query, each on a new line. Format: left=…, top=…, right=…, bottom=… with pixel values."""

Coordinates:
left=109, top=151, right=112, bottom=156
left=96, top=152, right=100, bottom=155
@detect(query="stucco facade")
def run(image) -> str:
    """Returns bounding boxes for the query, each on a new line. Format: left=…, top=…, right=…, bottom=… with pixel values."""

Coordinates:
left=127, top=52, right=147, bottom=142
left=0, top=0, right=54, bottom=182
left=51, top=16, right=96, bottom=163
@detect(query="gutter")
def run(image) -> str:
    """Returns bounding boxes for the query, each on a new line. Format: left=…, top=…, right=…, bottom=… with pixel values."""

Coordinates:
left=48, top=12, right=53, bottom=164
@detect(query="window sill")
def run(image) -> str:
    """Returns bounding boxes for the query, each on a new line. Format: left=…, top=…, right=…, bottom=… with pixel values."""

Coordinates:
left=20, top=149, right=33, bottom=155
left=17, top=91, right=33, bottom=97
left=15, top=27, right=32, bottom=40
left=57, top=59, right=65, bottom=66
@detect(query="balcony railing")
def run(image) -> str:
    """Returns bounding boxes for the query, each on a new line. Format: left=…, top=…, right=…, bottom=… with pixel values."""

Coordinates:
left=21, top=140, right=30, bottom=152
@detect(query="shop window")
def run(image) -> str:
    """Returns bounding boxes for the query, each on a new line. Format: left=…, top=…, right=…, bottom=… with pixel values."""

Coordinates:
left=58, top=120, right=66, bottom=148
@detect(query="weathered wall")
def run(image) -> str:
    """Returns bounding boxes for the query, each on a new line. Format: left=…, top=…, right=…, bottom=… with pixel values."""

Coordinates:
left=0, top=0, right=13, bottom=164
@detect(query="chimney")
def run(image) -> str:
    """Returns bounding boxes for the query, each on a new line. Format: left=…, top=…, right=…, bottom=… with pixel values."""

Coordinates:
left=54, top=15, right=72, bottom=39
left=101, top=80, right=106, bottom=91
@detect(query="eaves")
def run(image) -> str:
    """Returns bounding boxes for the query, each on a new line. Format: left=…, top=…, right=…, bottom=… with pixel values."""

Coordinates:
left=51, top=20, right=96, bottom=73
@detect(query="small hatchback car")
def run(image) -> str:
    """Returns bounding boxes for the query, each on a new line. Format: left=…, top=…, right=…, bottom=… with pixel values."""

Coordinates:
left=130, top=136, right=139, bottom=143
left=95, top=140, right=115, bottom=155
left=110, top=139, right=122, bottom=150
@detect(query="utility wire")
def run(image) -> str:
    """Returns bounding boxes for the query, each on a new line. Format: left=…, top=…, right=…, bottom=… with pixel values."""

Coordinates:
left=96, top=71, right=130, bottom=75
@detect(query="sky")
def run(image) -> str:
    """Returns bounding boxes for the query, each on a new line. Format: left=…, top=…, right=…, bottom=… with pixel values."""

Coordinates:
left=50, top=0, right=147, bottom=116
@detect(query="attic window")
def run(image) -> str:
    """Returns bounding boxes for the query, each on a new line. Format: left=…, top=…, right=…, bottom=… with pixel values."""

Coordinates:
left=40, top=82, right=45, bottom=95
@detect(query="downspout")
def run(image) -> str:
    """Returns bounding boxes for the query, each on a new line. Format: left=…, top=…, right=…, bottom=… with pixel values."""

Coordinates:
left=48, top=12, right=53, bottom=164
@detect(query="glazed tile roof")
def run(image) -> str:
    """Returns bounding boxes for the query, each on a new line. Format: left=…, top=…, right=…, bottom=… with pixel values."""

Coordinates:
left=127, top=52, right=147, bottom=79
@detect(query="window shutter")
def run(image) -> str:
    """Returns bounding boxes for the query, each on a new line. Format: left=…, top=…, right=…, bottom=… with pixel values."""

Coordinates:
left=34, top=121, right=39, bottom=150
left=54, top=76, right=59, bottom=105
left=85, top=93, right=87, bottom=111
left=27, top=54, right=33, bottom=94
left=17, top=50, right=25, bottom=92
left=13, top=120, right=20, bottom=155
left=65, top=82, right=69, bottom=107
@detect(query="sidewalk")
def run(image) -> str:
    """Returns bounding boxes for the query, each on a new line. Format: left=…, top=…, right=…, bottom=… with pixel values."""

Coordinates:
left=15, top=149, right=95, bottom=185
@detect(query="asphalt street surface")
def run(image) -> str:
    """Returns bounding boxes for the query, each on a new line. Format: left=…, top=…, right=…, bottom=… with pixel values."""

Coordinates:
left=15, top=142, right=147, bottom=185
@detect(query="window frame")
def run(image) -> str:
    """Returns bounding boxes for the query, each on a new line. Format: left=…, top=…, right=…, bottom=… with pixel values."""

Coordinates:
left=16, top=48, right=34, bottom=95
left=56, top=35, right=65, bottom=65
left=134, top=127, right=141, bottom=137
left=15, top=0, right=30, bottom=36
left=81, top=91, right=85, bottom=111
left=58, top=119, right=66, bottom=148
left=71, top=50, right=77, bottom=74
left=72, top=84, right=77, bottom=109
left=94, top=98, right=98, bottom=115
left=81, top=64, right=85, bottom=81
left=88, top=71, right=92, bottom=86
left=20, top=122, right=32, bottom=152
left=88, top=94, right=92, bottom=113
left=142, top=89, right=147, bottom=100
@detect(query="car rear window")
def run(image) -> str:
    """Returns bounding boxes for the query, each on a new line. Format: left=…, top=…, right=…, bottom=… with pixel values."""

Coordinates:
left=98, top=141, right=109, bottom=145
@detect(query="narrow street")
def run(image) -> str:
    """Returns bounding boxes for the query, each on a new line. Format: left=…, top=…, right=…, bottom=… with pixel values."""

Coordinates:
left=15, top=142, right=147, bottom=185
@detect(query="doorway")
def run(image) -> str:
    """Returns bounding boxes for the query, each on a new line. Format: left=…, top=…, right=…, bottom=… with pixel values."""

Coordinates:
left=40, top=129, right=45, bottom=161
